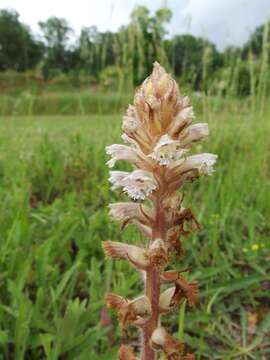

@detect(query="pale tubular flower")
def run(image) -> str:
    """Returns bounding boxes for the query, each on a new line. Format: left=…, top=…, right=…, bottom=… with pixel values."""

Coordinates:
left=109, top=170, right=158, bottom=199
left=106, top=144, right=139, bottom=168
left=179, top=123, right=209, bottom=147
left=109, top=202, right=154, bottom=237
left=109, top=202, right=154, bottom=225
left=105, top=293, right=152, bottom=328
left=121, top=170, right=158, bottom=200
left=102, top=241, right=150, bottom=269
left=109, top=171, right=129, bottom=190
left=169, top=153, right=217, bottom=183
left=179, top=153, right=218, bottom=175
left=149, top=134, right=188, bottom=166
left=106, top=143, right=153, bottom=170
left=150, top=327, right=184, bottom=358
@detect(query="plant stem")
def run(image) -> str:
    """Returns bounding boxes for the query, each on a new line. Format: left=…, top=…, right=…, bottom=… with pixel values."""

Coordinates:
left=142, top=267, right=160, bottom=360
left=142, top=197, right=164, bottom=360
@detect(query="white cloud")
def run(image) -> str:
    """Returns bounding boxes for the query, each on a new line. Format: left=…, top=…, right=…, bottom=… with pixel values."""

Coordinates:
left=0, top=0, right=269, bottom=49
left=170, top=0, right=270, bottom=49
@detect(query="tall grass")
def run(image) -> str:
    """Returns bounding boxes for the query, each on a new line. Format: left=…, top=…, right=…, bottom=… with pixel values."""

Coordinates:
left=0, top=103, right=269, bottom=358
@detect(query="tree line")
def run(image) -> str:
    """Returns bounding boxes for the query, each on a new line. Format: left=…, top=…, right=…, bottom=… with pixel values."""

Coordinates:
left=0, top=6, right=269, bottom=95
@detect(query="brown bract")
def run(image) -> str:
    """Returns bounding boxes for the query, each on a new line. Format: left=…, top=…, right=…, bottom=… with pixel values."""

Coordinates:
left=161, top=271, right=199, bottom=307
left=118, top=345, right=139, bottom=360
left=105, top=293, right=152, bottom=328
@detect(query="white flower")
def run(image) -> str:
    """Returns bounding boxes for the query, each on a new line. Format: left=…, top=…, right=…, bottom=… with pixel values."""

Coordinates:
left=109, top=170, right=157, bottom=200
left=180, top=153, right=217, bottom=175
left=106, top=144, right=138, bottom=168
left=179, top=123, right=209, bottom=146
left=108, top=171, right=129, bottom=190
left=108, top=202, right=154, bottom=237
left=150, top=134, right=188, bottom=166
left=122, top=170, right=157, bottom=200
left=109, top=202, right=153, bottom=223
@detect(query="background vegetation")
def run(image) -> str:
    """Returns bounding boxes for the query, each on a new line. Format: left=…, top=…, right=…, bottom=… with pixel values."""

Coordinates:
left=0, top=4, right=269, bottom=360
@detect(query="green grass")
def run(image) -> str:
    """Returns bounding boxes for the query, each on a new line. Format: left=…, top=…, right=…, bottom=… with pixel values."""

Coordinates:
left=0, top=91, right=132, bottom=116
left=0, top=106, right=269, bottom=359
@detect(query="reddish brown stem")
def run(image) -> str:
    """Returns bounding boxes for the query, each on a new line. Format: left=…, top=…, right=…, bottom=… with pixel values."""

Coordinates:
left=142, top=197, right=164, bottom=360
left=142, top=267, right=160, bottom=360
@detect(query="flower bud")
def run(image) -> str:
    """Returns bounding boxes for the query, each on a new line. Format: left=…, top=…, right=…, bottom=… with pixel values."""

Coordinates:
left=150, top=327, right=184, bottom=359
left=167, top=106, right=194, bottom=139
left=159, top=287, right=184, bottom=313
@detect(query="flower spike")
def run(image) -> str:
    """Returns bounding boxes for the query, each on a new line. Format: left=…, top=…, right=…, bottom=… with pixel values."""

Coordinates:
left=103, top=62, right=217, bottom=359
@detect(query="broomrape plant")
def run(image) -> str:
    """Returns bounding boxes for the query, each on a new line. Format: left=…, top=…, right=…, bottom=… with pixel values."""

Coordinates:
left=103, top=62, right=217, bottom=360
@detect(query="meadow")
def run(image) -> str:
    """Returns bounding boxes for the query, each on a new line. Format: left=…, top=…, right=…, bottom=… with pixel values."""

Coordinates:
left=0, top=93, right=269, bottom=359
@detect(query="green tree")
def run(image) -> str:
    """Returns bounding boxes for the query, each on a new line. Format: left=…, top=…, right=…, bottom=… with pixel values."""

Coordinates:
left=166, top=34, right=223, bottom=91
left=242, top=21, right=270, bottom=58
left=0, top=9, right=43, bottom=71
left=117, top=5, right=172, bottom=85
left=78, top=27, right=116, bottom=77
left=39, top=16, right=73, bottom=77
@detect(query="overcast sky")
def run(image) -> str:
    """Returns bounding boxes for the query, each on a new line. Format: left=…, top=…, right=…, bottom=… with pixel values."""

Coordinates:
left=0, top=0, right=269, bottom=50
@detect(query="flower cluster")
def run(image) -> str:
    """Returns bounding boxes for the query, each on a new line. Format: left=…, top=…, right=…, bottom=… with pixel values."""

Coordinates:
left=103, top=62, right=217, bottom=359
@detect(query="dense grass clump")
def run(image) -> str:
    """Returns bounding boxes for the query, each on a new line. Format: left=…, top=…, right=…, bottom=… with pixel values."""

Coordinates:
left=0, top=103, right=269, bottom=359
